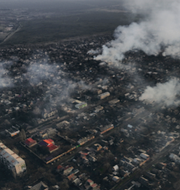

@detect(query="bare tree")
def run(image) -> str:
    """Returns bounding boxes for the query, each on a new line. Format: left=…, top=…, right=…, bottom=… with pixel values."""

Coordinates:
left=59, top=179, right=69, bottom=190
left=19, top=129, right=26, bottom=141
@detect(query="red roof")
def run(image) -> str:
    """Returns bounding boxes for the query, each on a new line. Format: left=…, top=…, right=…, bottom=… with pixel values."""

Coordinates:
left=48, top=144, right=58, bottom=152
left=57, top=165, right=63, bottom=170
left=68, top=173, right=74, bottom=180
left=87, top=179, right=94, bottom=184
left=25, top=138, right=36, bottom=145
left=64, top=166, right=70, bottom=170
left=80, top=151, right=88, bottom=156
left=91, top=183, right=97, bottom=188
left=26, top=138, right=34, bottom=143
left=47, top=139, right=54, bottom=143
left=43, top=139, right=54, bottom=146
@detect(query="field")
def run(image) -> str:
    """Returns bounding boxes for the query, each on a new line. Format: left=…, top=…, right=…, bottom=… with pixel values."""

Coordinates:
left=2, top=11, right=139, bottom=46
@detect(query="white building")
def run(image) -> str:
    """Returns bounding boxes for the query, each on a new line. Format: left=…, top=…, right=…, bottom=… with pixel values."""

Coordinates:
left=0, top=142, right=26, bottom=178
left=5, top=126, right=20, bottom=137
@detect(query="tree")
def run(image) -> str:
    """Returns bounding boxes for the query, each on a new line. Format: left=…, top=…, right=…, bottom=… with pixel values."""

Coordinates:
left=103, top=162, right=111, bottom=173
left=59, top=179, right=69, bottom=190
left=19, top=129, right=26, bottom=141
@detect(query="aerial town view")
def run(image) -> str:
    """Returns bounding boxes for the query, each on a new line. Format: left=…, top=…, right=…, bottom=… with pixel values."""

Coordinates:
left=0, top=0, right=180, bottom=190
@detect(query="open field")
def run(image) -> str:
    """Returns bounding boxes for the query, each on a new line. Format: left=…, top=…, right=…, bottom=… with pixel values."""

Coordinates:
left=2, top=11, right=139, bottom=46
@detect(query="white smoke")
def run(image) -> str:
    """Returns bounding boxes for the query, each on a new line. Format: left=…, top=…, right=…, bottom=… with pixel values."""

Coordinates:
left=25, top=62, right=57, bottom=85
left=87, top=49, right=101, bottom=55
left=0, top=63, right=13, bottom=88
left=77, top=81, right=92, bottom=90
left=95, top=0, right=180, bottom=65
left=139, top=78, right=180, bottom=106
left=25, top=60, right=93, bottom=106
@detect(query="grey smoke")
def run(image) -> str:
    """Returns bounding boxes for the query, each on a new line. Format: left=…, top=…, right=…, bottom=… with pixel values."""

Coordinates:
left=95, top=0, right=180, bottom=65
left=0, top=63, right=13, bottom=88
left=77, top=81, right=92, bottom=90
left=25, top=62, right=57, bottom=85
left=25, top=60, right=92, bottom=106
left=87, top=49, right=101, bottom=55
left=139, top=78, right=180, bottom=106
left=49, top=81, right=77, bottom=105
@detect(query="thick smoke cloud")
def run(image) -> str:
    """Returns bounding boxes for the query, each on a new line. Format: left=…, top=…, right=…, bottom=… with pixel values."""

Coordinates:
left=95, top=0, right=180, bottom=64
left=139, top=78, right=180, bottom=106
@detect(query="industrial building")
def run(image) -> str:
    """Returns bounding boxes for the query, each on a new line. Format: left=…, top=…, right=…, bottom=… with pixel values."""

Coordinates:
left=38, top=139, right=59, bottom=153
left=0, top=142, right=26, bottom=178
left=5, top=126, right=20, bottom=137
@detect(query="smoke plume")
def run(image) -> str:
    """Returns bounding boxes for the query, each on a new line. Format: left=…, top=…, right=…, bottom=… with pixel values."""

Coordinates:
left=139, top=78, right=180, bottom=106
left=95, top=0, right=180, bottom=65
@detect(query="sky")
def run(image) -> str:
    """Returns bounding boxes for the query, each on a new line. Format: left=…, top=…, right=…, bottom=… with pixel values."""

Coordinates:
left=0, top=0, right=122, bottom=10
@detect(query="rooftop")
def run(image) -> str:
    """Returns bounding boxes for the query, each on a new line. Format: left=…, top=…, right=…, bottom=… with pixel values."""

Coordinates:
left=0, top=142, right=25, bottom=167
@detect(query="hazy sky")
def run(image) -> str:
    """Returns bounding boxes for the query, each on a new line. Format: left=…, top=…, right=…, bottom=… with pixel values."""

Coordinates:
left=0, top=0, right=122, bottom=10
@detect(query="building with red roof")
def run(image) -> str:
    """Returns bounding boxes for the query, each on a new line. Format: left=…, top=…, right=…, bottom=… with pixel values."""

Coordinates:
left=25, top=138, right=37, bottom=147
left=47, top=144, right=59, bottom=153
left=38, top=139, right=59, bottom=153
left=67, top=173, right=75, bottom=181
left=84, top=179, right=94, bottom=189
left=90, top=183, right=100, bottom=190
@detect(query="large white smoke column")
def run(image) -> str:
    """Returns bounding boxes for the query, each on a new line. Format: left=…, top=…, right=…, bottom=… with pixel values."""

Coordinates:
left=139, top=78, right=180, bottom=106
left=95, top=0, right=180, bottom=64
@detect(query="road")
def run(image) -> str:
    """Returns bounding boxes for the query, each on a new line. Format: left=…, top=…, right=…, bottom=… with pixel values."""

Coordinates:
left=0, top=24, right=21, bottom=45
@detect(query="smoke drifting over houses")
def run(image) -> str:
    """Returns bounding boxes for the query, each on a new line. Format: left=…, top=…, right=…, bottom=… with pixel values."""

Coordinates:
left=25, top=60, right=93, bottom=107
left=25, top=62, right=57, bottom=85
left=0, top=63, right=13, bottom=88
left=95, top=0, right=180, bottom=64
left=139, top=78, right=180, bottom=106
